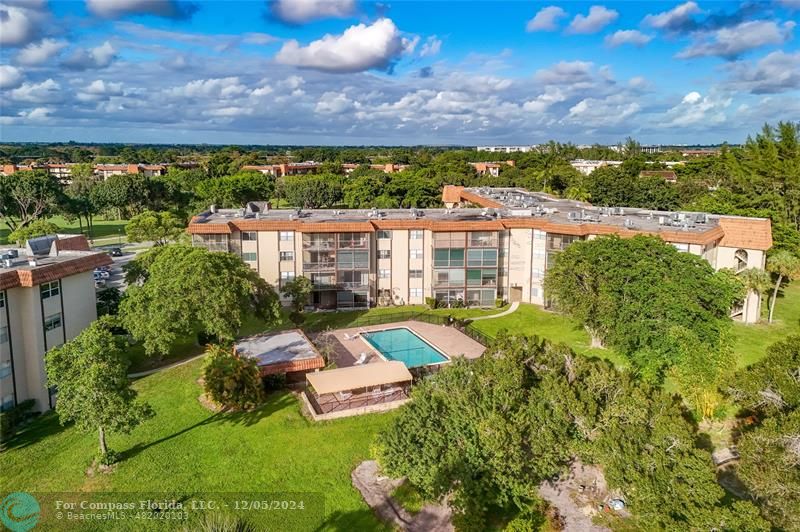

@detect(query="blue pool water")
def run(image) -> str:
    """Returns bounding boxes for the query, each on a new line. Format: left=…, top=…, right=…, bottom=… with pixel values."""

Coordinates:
left=362, top=328, right=449, bottom=368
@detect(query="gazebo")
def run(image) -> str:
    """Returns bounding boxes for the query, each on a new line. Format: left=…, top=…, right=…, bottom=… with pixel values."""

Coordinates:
left=235, top=329, right=325, bottom=381
left=305, top=361, right=413, bottom=418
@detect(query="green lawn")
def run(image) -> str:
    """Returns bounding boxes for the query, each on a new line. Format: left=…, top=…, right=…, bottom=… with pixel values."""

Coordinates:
left=0, top=215, right=128, bottom=245
left=1, top=358, right=392, bottom=531
left=731, top=281, right=800, bottom=367
left=470, top=303, right=628, bottom=367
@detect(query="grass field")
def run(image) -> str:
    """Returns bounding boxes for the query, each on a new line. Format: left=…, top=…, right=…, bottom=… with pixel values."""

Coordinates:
left=731, top=282, right=800, bottom=367
left=1, top=358, right=392, bottom=531
left=0, top=215, right=128, bottom=245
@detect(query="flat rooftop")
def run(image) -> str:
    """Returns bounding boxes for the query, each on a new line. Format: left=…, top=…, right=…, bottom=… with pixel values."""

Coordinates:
left=234, top=330, right=325, bottom=375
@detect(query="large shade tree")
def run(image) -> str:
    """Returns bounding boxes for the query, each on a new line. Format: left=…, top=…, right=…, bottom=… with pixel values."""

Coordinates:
left=125, top=210, right=185, bottom=245
left=120, top=245, right=281, bottom=357
left=0, top=170, right=62, bottom=230
left=45, top=318, right=153, bottom=460
left=376, top=333, right=767, bottom=531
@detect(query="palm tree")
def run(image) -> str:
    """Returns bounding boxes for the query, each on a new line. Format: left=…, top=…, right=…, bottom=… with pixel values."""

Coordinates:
left=737, top=268, right=772, bottom=322
left=766, top=251, right=800, bottom=323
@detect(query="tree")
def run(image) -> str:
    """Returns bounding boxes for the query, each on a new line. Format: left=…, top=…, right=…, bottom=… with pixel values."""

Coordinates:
left=6, top=219, right=60, bottom=246
left=45, top=318, right=153, bottom=460
left=202, top=345, right=264, bottom=410
left=766, top=250, right=800, bottom=323
left=0, top=170, right=62, bottom=230
left=543, top=235, right=743, bottom=384
left=125, top=210, right=185, bottom=245
left=96, top=287, right=123, bottom=317
left=729, top=336, right=800, bottom=529
left=376, top=333, right=767, bottom=531
left=278, top=173, right=343, bottom=208
left=281, top=275, right=312, bottom=325
left=194, top=172, right=274, bottom=209
left=119, top=245, right=281, bottom=357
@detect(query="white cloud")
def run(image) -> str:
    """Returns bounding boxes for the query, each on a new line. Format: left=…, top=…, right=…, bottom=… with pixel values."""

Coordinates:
left=419, top=36, right=442, bottom=58
left=0, top=106, right=52, bottom=124
left=533, top=60, right=595, bottom=86
left=643, top=1, right=702, bottom=31
left=566, top=5, right=618, bottom=34
left=86, top=0, right=196, bottom=19
left=76, top=79, right=124, bottom=101
left=0, top=65, right=24, bottom=89
left=275, top=18, right=409, bottom=73
left=271, top=0, right=356, bottom=24
left=564, top=94, right=640, bottom=126
left=16, top=38, right=67, bottom=65
left=779, top=0, right=800, bottom=9
left=62, top=41, right=117, bottom=70
left=725, top=51, right=800, bottom=94
left=676, top=20, right=795, bottom=59
left=315, top=91, right=354, bottom=114
left=168, top=77, right=248, bottom=99
left=523, top=87, right=566, bottom=112
left=0, top=2, right=46, bottom=46
left=526, top=6, right=567, bottom=32
left=8, top=78, right=61, bottom=103
left=665, top=91, right=731, bottom=127
left=604, top=30, right=652, bottom=47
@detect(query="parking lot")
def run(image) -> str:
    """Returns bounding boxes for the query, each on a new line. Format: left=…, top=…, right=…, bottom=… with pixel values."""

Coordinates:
left=94, top=246, right=146, bottom=292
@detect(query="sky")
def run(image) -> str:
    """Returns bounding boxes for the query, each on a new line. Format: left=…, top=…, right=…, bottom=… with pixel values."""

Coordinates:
left=0, top=0, right=798, bottom=146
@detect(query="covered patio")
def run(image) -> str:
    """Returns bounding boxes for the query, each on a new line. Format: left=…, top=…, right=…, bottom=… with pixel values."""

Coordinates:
left=304, top=361, right=412, bottom=420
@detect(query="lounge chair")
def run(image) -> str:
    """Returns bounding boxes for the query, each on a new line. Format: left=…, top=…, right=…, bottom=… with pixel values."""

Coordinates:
left=354, top=352, right=368, bottom=365
left=335, top=390, right=353, bottom=401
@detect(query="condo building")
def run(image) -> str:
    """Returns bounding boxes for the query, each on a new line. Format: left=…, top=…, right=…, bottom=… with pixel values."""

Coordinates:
left=187, top=186, right=772, bottom=323
left=0, top=235, right=111, bottom=412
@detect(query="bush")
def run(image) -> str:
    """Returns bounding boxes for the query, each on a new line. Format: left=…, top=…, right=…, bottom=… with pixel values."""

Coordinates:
left=262, top=373, right=286, bottom=391
left=97, top=449, right=121, bottom=466
left=202, top=345, right=264, bottom=410
left=495, top=298, right=505, bottom=308
left=425, top=297, right=437, bottom=309
left=0, top=399, right=37, bottom=441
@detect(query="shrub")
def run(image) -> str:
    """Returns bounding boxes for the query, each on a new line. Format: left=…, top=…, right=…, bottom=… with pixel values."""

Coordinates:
left=495, top=298, right=505, bottom=308
left=202, top=345, right=264, bottom=410
left=0, top=399, right=37, bottom=442
left=425, top=297, right=437, bottom=309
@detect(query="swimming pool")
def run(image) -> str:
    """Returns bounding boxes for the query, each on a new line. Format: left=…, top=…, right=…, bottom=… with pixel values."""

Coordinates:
left=361, top=328, right=449, bottom=368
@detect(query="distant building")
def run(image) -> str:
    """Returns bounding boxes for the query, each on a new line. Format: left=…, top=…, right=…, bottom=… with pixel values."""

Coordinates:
left=1, top=163, right=166, bottom=181
left=476, top=145, right=537, bottom=153
left=570, top=159, right=623, bottom=175
left=682, top=149, right=720, bottom=157
left=469, top=161, right=515, bottom=177
left=341, top=163, right=410, bottom=174
left=0, top=235, right=112, bottom=412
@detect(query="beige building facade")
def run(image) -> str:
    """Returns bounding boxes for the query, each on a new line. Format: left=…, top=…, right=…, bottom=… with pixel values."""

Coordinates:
left=0, top=236, right=111, bottom=412
left=188, top=187, right=772, bottom=324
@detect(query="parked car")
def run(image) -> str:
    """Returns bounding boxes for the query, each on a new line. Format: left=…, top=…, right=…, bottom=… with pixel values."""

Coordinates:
left=95, top=265, right=111, bottom=272
left=94, top=279, right=106, bottom=288
left=109, top=247, right=123, bottom=257
left=93, top=271, right=109, bottom=280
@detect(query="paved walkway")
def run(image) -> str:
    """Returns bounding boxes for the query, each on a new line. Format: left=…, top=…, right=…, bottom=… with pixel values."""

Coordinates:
left=469, top=301, right=520, bottom=321
left=128, top=352, right=206, bottom=378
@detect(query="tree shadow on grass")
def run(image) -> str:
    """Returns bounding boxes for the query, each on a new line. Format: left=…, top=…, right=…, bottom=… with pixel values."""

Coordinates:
left=1, top=412, right=68, bottom=453
left=313, top=508, right=391, bottom=532
left=120, top=392, right=297, bottom=461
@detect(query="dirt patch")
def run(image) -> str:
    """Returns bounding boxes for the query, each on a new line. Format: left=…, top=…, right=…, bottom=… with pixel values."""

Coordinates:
left=352, top=460, right=453, bottom=532
left=538, top=461, right=620, bottom=532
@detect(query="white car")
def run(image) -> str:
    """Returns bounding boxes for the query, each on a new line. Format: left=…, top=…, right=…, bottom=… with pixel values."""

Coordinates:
left=94, top=279, right=107, bottom=288
left=93, top=269, right=110, bottom=279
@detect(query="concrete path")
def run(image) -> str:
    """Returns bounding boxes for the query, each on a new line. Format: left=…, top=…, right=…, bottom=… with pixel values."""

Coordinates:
left=469, top=301, right=520, bottom=321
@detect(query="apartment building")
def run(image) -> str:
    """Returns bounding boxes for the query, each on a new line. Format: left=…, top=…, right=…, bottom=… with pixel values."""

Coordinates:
left=1, top=163, right=166, bottom=181
left=570, top=159, right=624, bottom=175
left=188, top=186, right=771, bottom=323
left=469, top=161, right=515, bottom=177
left=241, top=162, right=322, bottom=177
left=476, top=145, right=537, bottom=153
left=0, top=235, right=111, bottom=412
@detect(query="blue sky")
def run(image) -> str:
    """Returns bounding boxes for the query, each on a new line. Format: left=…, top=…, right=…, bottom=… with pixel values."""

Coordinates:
left=1, top=0, right=798, bottom=145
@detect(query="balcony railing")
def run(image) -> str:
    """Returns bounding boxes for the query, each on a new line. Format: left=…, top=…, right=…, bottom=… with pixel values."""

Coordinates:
left=303, top=262, right=336, bottom=271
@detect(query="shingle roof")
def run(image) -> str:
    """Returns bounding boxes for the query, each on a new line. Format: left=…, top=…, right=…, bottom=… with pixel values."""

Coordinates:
left=718, top=217, right=773, bottom=250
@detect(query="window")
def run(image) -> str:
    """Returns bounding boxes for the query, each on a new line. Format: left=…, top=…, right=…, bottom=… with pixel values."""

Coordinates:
left=434, top=232, right=466, bottom=248
left=410, top=230, right=423, bottom=240
left=410, top=288, right=423, bottom=298
left=735, top=249, right=748, bottom=272
left=378, top=250, right=391, bottom=259
left=0, top=292, right=4, bottom=308
left=532, top=268, right=544, bottom=280
left=672, top=243, right=689, bottom=253
left=434, top=248, right=465, bottom=268
left=379, top=269, right=390, bottom=279
left=280, top=272, right=295, bottom=288
left=467, top=269, right=496, bottom=286
left=0, top=326, right=7, bottom=344
left=410, top=249, right=424, bottom=260
left=1, top=395, right=12, bottom=412
left=44, top=313, right=62, bottom=332
left=434, top=269, right=465, bottom=287
left=242, top=252, right=257, bottom=262
left=0, top=362, right=10, bottom=379
left=409, top=269, right=423, bottom=279
left=280, top=251, right=294, bottom=261
left=337, top=250, right=369, bottom=269
left=468, top=231, right=498, bottom=247
left=279, top=231, right=293, bottom=241
left=241, top=231, right=257, bottom=241
left=467, top=249, right=498, bottom=267
left=377, top=230, right=391, bottom=239
left=40, top=281, right=59, bottom=299
left=532, top=287, right=539, bottom=297
left=338, top=232, right=368, bottom=249
left=193, top=233, right=228, bottom=252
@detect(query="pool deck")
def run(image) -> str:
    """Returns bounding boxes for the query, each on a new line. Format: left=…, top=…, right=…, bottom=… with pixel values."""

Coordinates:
left=315, top=321, right=486, bottom=368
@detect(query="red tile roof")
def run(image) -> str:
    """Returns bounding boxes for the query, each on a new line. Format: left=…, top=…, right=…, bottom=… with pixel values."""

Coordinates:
left=718, top=217, right=773, bottom=250
left=259, top=356, right=325, bottom=376
left=0, top=251, right=112, bottom=289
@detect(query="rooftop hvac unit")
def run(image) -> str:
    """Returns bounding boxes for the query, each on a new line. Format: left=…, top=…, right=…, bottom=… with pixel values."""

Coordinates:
left=695, top=213, right=707, bottom=224
left=624, top=218, right=636, bottom=229
left=2, top=258, right=12, bottom=268
left=658, top=216, right=667, bottom=225
left=613, top=207, right=625, bottom=216
left=568, top=211, right=580, bottom=220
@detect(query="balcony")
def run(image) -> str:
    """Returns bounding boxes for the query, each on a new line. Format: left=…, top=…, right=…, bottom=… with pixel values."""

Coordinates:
left=303, top=261, right=336, bottom=272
